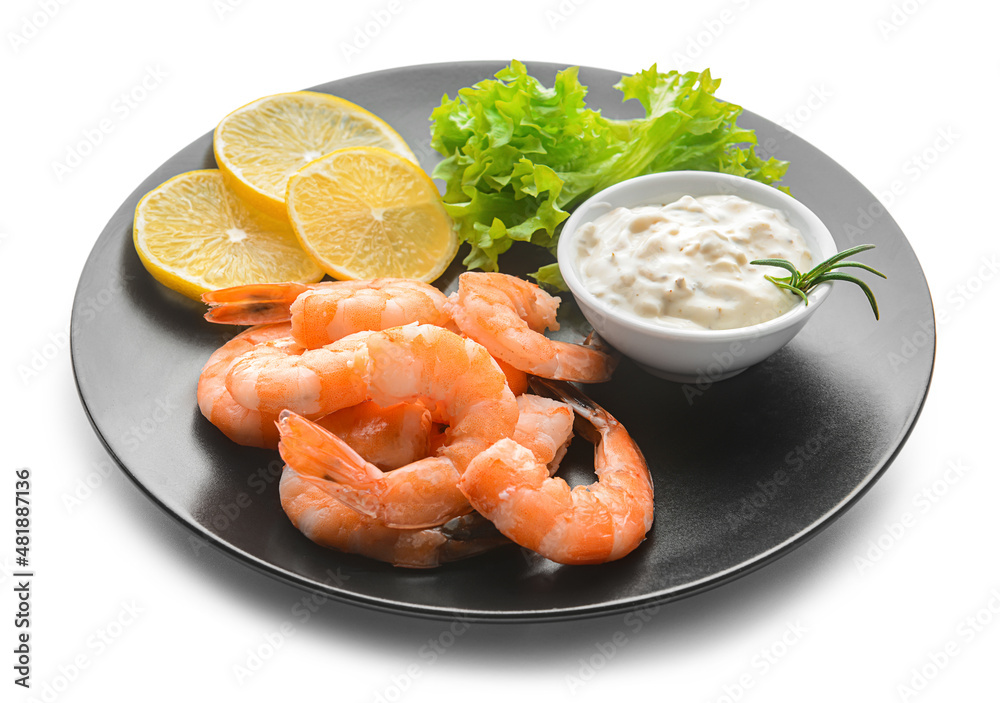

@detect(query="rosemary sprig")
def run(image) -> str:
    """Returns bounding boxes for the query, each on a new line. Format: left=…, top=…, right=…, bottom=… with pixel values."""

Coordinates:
left=751, top=244, right=887, bottom=320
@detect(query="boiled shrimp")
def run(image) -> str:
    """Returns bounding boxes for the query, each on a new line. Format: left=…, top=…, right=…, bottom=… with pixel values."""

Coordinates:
left=458, top=378, right=654, bottom=565
left=316, top=401, right=433, bottom=471
left=279, top=389, right=574, bottom=529
left=358, top=324, right=520, bottom=472
left=196, top=323, right=295, bottom=448
left=203, top=279, right=453, bottom=348
left=513, top=394, right=575, bottom=475
left=225, top=330, right=373, bottom=417
left=494, top=357, right=528, bottom=396
left=280, top=466, right=509, bottom=568
left=447, top=272, right=616, bottom=383
left=425, top=393, right=574, bottom=472
left=205, top=278, right=531, bottom=395
left=277, top=324, right=519, bottom=528
left=279, top=410, right=469, bottom=529
left=202, top=281, right=353, bottom=325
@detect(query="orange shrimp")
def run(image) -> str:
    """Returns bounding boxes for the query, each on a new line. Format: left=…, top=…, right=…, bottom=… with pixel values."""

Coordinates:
left=279, top=391, right=573, bottom=530
left=315, top=401, right=433, bottom=471
left=447, top=272, right=617, bottom=383
left=204, top=278, right=532, bottom=395
left=196, top=323, right=294, bottom=448
left=280, top=467, right=509, bottom=568
left=203, top=279, right=453, bottom=348
left=425, top=393, right=574, bottom=470
left=202, top=281, right=352, bottom=325
left=278, top=410, right=468, bottom=529
left=364, top=325, right=519, bottom=473
left=277, top=324, right=519, bottom=528
left=224, top=331, right=372, bottom=417
left=494, top=357, right=528, bottom=396
left=458, top=379, right=654, bottom=565
left=513, top=394, right=575, bottom=475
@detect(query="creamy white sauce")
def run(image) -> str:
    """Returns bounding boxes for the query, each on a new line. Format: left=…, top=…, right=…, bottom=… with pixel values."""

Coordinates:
left=573, top=194, right=814, bottom=330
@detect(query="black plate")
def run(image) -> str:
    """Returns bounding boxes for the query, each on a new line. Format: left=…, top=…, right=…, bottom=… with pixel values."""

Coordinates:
left=71, top=61, right=934, bottom=622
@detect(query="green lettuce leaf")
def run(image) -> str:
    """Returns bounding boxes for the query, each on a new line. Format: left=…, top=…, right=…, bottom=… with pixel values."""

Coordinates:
left=430, top=61, right=790, bottom=285
left=530, top=262, right=566, bottom=291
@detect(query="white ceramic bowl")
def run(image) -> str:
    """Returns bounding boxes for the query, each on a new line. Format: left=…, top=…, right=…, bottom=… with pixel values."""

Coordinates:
left=557, top=171, right=838, bottom=383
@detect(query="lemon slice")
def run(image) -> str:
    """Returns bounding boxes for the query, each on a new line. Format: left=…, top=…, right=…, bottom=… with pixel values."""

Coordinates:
left=214, top=91, right=416, bottom=219
left=286, top=147, right=458, bottom=282
left=134, top=169, right=324, bottom=300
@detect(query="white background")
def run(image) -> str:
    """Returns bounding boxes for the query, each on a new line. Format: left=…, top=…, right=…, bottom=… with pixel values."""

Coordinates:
left=4, top=0, right=998, bottom=701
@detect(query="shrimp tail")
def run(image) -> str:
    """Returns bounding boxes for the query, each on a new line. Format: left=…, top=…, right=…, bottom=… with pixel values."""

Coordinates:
left=437, top=514, right=511, bottom=557
left=277, top=410, right=383, bottom=486
left=202, top=282, right=311, bottom=325
left=528, top=376, right=604, bottom=444
left=295, top=468, right=470, bottom=530
left=438, top=513, right=504, bottom=542
left=298, top=473, right=387, bottom=522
